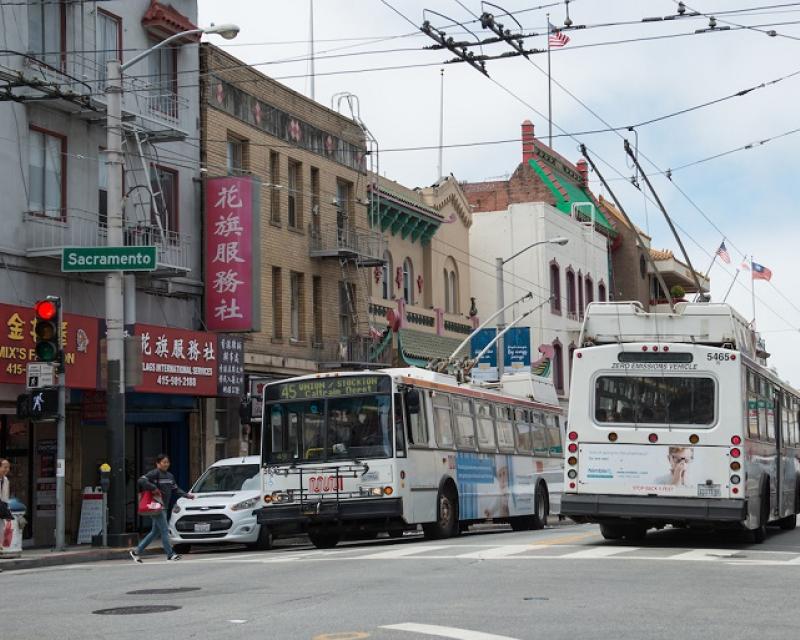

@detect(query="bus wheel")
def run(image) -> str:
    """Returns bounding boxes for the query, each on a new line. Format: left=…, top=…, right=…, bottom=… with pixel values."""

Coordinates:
left=778, top=515, right=797, bottom=531
left=423, top=486, right=459, bottom=540
left=599, top=523, right=624, bottom=540
left=246, top=526, right=273, bottom=551
left=531, top=483, right=549, bottom=530
left=510, top=516, right=535, bottom=531
left=387, top=529, right=404, bottom=539
left=308, top=531, right=341, bottom=549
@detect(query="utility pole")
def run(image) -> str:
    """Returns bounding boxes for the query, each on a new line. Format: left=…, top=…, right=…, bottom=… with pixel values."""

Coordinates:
left=104, top=59, right=127, bottom=545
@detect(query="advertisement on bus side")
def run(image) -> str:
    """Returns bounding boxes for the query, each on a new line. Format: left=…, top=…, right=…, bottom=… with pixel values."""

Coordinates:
left=577, top=444, right=729, bottom=498
left=456, top=453, right=535, bottom=518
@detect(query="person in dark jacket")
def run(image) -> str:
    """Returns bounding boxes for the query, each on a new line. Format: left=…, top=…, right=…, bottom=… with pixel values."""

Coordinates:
left=130, top=453, right=194, bottom=563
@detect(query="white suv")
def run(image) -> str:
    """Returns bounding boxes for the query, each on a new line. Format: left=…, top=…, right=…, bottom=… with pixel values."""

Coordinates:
left=169, top=456, right=271, bottom=553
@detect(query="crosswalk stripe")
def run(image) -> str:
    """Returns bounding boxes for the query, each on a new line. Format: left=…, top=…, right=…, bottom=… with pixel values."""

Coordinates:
left=455, top=545, right=532, bottom=559
left=357, top=545, right=456, bottom=559
left=382, top=622, right=520, bottom=640
left=558, top=546, right=639, bottom=559
left=668, top=549, right=742, bottom=561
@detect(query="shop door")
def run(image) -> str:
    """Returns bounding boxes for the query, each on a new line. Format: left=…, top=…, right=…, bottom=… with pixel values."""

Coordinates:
left=1, top=416, right=32, bottom=541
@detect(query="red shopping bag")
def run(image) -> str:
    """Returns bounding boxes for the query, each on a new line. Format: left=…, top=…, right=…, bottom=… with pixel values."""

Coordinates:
left=137, top=491, right=163, bottom=516
left=2, top=520, right=13, bottom=548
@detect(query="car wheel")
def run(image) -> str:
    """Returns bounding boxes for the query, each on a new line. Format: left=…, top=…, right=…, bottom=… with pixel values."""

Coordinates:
left=246, top=526, right=273, bottom=551
left=599, top=523, right=625, bottom=540
left=172, top=543, right=191, bottom=554
left=308, top=531, right=341, bottom=549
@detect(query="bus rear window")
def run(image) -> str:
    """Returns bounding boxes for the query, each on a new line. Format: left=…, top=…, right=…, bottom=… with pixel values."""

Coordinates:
left=595, top=376, right=715, bottom=426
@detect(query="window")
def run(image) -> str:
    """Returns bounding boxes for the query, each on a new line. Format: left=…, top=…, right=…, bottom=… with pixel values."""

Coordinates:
left=28, top=0, right=63, bottom=68
left=532, top=412, right=549, bottom=456
left=269, top=151, right=280, bottom=223
left=585, top=275, right=594, bottom=306
left=310, top=167, right=320, bottom=235
left=272, top=267, right=283, bottom=339
left=339, top=282, right=356, bottom=338
left=594, top=376, right=716, bottom=426
left=290, top=272, right=304, bottom=342
left=312, top=276, right=322, bottom=345
left=550, top=261, right=561, bottom=314
left=475, top=402, right=497, bottom=451
left=96, top=9, right=121, bottom=87
left=515, top=409, right=533, bottom=453
left=568, top=343, right=576, bottom=385
left=403, top=258, right=414, bottom=305
left=336, top=179, right=352, bottom=239
left=765, top=383, right=776, bottom=442
left=287, top=160, right=302, bottom=228
left=546, top=414, right=562, bottom=456
left=449, top=270, right=458, bottom=313
left=28, top=126, right=65, bottom=218
left=495, top=406, right=515, bottom=452
left=406, top=391, right=429, bottom=447
left=148, top=40, right=177, bottom=118
left=452, top=398, right=476, bottom=450
left=150, top=165, right=178, bottom=232
left=552, top=340, right=564, bottom=394
left=443, top=269, right=450, bottom=312
left=432, top=394, right=455, bottom=448
left=747, top=370, right=760, bottom=439
left=577, top=272, right=585, bottom=319
left=98, top=147, right=107, bottom=228
left=382, top=252, right=394, bottom=299
left=639, top=254, right=647, bottom=280
left=566, top=268, right=576, bottom=318
left=226, top=135, right=247, bottom=175
left=598, top=282, right=607, bottom=302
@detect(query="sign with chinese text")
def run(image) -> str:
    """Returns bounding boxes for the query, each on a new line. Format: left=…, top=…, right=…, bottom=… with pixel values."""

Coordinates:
left=204, top=176, right=260, bottom=332
left=217, top=336, right=244, bottom=397
left=0, top=303, right=99, bottom=389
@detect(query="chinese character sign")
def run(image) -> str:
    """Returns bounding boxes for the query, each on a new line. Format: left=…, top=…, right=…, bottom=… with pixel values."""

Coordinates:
left=204, top=176, right=260, bottom=332
left=0, top=303, right=99, bottom=389
left=217, top=335, right=245, bottom=397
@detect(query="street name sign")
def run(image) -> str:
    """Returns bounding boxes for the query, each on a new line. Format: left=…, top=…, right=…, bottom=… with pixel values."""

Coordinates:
left=26, top=362, right=57, bottom=389
left=62, top=246, right=157, bottom=272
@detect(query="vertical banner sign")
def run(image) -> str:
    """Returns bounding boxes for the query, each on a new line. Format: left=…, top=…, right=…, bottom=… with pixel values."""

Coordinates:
left=504, top=326, right=531, bottom=374
left=217, top=335, right=245, bottom=397
left=204, top=176, right=260, bottom=332
left=470, top=328, right=498, bottom=382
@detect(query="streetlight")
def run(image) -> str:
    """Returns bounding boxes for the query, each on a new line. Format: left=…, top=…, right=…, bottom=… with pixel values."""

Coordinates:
left=495, top=237, right=569, bottom=380
left=102, top=24, right=239, bottom=547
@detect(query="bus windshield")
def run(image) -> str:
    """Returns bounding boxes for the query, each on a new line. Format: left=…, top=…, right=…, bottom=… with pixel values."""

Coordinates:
left=595, top=375, right=715, bottom=426
left=266, top=394, right=393, bottom=464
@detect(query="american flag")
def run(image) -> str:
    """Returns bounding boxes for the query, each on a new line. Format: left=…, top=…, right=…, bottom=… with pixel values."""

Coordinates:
left=752, top=262, right=773, bottom=281
left=715, top=241, right=731, bottom=264
left=548, top=22, right=570, bottom=48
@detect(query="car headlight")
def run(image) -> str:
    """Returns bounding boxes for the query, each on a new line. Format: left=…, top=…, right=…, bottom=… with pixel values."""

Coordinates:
left=231, top=497, right=259, bottom=511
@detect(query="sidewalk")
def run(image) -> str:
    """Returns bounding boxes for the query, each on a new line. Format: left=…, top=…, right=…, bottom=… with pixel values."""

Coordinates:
left=0, top=545, right=137, bottom=572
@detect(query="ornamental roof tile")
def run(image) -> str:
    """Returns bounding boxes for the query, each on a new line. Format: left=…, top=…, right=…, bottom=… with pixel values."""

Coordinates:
left=398, top=328, right=462, bottom=366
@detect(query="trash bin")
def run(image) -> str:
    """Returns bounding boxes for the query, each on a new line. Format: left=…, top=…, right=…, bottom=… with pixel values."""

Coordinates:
left=0, top=498, right=26, bottom=559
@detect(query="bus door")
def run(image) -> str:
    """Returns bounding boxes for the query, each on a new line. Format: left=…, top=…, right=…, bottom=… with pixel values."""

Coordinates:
left=778, top=391, right=795, bottom=519
left=402, top=387, right=438, bottom=523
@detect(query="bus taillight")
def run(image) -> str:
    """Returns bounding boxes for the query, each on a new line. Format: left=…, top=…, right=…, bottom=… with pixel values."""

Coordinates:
left=648, top=433, right=659, bottom=443
left=731, top=435, right=742, bottom=445
left=730, top=447, right=741, bottom=458
left=608, top=432, right=618, bottom=442
left=568, top=431, right=578, bottom=441
left=689, top=434, right=699, bottom=444
left=568, top=443, right=578, bottom=453
left=732, top=487, right=739, bottom=494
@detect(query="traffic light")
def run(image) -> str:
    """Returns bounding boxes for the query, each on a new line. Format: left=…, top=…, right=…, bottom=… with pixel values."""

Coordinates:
left=34, top=297, right=61, bottom=365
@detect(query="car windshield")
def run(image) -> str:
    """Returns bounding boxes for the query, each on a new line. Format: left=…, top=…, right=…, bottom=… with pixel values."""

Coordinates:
left=192, top=464, right=260, bottom=493
left=595, top=375, right=715, bottom=426
left=266, top=394, right=392, bottom=463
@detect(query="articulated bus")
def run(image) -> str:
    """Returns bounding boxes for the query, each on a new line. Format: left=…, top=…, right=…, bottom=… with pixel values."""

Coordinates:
left=562, top=302, right=800, bottom=542
left=257, top=367, right=564, bottom=548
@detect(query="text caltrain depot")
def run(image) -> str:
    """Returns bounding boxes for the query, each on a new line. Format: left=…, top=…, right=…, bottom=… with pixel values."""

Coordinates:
left=62, top=246, right=157, bottom=272
left=265, top=375, right=392, bottom=402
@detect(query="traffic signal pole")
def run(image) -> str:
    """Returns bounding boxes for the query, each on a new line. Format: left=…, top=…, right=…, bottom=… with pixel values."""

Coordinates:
left=55, top=299, right=66, bottom=551
left=105, top=59, right=128, bottom=546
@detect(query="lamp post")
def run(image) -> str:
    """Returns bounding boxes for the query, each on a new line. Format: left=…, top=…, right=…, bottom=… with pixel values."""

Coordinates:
left=103, top=23, right=239, bottom=545
left=495, top=237, right=569, bottom=380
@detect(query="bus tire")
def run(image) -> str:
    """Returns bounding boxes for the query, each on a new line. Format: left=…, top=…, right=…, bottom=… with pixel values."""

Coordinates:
left=423, top=485, right=459, bottom=540
left=308, top=531, right=340, bottom=549
left=778, top=515, right=797, bottom=531
left=599, top=523, right=625, bottom=540
left=510, top=516, right=535, bottom=531
left=387, top=529, right=404, bottom=539
left=531, top=482, right=549, bottom=530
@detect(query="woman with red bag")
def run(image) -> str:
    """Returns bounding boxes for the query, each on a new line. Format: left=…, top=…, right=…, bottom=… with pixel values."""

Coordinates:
left=130, top=454, right=194, bottom=563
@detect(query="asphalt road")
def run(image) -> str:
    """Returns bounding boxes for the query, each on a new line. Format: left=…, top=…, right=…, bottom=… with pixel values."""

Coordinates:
left=6, top=519, right=800, bottom=640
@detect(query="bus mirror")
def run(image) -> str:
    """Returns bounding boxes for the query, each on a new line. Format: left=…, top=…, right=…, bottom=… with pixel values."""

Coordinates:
left=405, top=389, right=421, bottom=413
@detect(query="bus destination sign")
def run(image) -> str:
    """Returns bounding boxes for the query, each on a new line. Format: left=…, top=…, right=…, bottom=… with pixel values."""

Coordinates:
left=265, top=375, right=390, bottom=402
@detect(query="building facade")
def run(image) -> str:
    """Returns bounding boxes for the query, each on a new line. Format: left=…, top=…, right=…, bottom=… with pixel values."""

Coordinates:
left=0, top=0, right=214, bottom=546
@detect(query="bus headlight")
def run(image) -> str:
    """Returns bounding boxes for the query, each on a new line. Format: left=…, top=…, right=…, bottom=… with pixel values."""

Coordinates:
left=269, top=491, right=293, bottom=504
left=360, top=486, right=384, bottom=497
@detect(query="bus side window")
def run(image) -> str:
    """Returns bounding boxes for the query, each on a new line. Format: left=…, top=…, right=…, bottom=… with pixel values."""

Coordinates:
left=406, top=389, right=429, bottom=447
left=531, top=412, right=548, bottom=456
left=453, top=398, right=477, bottom=450
left=747, top=372, right=760, bottom=439
left=548, top=416, right=563, bottom=456
left=764, top=382, right=776, bottom=442
left=475, top=402, right=497, bottom=452
left=496, top=405, right=516, bottom=452
left=394, top=393, right=407, bottom=458
left=514, top=413, right=533, bottom=453
left=432, top=394, right=455, bottom=448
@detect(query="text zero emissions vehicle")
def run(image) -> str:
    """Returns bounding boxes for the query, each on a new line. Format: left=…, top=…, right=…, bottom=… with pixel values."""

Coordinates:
left=562, top=302, right=800, bottom=542
left=256, top=367, right=564, bottom=549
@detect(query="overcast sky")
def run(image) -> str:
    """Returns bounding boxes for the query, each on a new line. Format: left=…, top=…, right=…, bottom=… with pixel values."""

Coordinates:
left=199, top=0, right=800, bottom=385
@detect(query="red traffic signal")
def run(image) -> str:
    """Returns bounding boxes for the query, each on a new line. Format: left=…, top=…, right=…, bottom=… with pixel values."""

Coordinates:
left=34, top=299, right=58, bottom=321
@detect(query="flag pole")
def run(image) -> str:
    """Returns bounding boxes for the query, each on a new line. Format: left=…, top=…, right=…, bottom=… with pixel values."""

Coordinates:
left=750, top=256, right=757, bottom=328
left=694, top=250, right=718, bottom=302
left=721, top=268, right=740, bottom=303
left=547, top=13, right=553, bottom=147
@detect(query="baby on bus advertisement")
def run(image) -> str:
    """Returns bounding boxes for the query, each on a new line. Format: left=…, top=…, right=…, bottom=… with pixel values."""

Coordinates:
left=578, top=444, right=727, bottom=498
left=456, top=453, right=534, bottom=519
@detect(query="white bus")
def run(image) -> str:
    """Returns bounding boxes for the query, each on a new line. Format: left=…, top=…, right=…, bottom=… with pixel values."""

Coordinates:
left=562, top=302, right=800, bottom=543
left=257, top=367, right=564, bottom=548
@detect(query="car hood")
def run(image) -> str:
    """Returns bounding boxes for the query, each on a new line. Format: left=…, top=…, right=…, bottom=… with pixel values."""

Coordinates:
left=177, top=490, right=260, bottom=508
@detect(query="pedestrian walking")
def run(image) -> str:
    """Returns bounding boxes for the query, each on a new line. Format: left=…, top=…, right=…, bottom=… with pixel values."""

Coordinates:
left=130, top=454, right=194, bottom=563
left=0, top=458, right=11, bottom=519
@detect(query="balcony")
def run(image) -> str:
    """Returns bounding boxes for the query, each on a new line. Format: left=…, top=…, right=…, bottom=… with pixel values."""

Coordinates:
left=314, top=335, right=393, bottom=370
left=23, top=210, right=191, bottom=275
left=0, top=52, right=190, bottom=142
left=310, top=224, right=385, bottom=267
